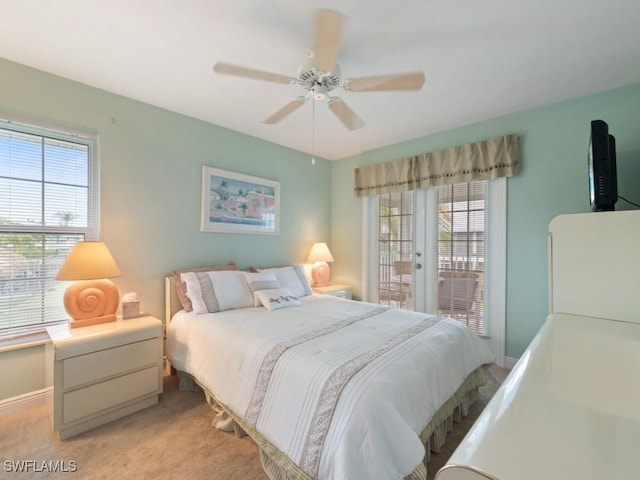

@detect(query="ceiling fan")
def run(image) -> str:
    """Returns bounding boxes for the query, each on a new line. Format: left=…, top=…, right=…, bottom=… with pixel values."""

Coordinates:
left=213, top=9, right=425, bottom=131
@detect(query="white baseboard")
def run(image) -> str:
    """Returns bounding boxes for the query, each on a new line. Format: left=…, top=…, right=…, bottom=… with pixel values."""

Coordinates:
left=504, top=356, right=519, bottom=370
left=0, top=387, right=51, bottom=418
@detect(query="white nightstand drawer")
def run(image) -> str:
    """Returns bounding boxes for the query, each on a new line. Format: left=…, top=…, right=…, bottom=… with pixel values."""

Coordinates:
left=63, top=365, right=161, bottom=424
left=63, top=338, right=161, bottom=389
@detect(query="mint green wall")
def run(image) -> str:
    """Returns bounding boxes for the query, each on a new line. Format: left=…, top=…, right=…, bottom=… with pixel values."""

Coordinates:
left=0, top=58, right=332, bottom=323
left=0, top=344, right=46, bottom=399
left=330, top=82, right=640, bottom=358
left=0, top=57, right=332, bottom=400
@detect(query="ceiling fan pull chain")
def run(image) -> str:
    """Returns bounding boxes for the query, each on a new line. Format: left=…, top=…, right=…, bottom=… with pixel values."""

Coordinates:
left=311, top=98, right=316, bottom=166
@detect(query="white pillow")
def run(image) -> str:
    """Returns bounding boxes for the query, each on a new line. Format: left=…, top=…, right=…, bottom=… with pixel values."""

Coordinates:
left=258, top=265, right=313, bottom=298
left=244, top=271, right=281, bottom=306
left=254, top=288, right=301, bottom=311
left=181, top=270, right=254, bottom=314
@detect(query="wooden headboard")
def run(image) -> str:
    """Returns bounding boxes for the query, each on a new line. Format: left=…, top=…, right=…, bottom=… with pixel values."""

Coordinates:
left=165, top=275, right=182, bottom=323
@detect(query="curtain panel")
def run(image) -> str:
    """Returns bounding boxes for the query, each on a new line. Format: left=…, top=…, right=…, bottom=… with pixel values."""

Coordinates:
left=353, top=134, right=519, bottom=197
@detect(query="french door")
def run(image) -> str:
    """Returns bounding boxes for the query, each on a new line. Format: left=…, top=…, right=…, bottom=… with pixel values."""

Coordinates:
left=363, top=179, right=506, bottom=364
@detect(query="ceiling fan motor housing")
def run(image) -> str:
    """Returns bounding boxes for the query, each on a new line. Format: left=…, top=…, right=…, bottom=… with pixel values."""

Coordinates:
left=297, top=57, right=342, bottom=98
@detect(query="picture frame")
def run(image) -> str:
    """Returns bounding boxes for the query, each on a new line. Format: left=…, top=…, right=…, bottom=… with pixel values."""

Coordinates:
left=200, top=166, right=280, bottom=235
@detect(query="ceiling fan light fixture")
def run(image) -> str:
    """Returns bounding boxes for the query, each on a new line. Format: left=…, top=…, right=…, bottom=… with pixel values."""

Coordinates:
left=313, top=84, right=328, bottom=100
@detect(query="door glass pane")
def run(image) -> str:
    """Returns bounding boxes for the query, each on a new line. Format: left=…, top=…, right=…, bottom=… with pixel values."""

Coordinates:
left=378, top=190, right=414, bottom=310
left=437, top=181, right=486, bottom=334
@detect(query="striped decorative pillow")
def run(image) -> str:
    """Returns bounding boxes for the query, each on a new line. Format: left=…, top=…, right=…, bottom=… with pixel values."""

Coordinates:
left=244, top=271, right=281, bottom=306
left=180, top=270, right=253, bottom=314
left=172, top=261, right=237, bottom=312
left=257, top=265, right=313, bottom=298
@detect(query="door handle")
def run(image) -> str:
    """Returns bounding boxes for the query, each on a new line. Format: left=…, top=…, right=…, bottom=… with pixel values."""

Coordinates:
left=415, top=251, right=422, bottom=257
left=415, top=263, right=422, bottom=269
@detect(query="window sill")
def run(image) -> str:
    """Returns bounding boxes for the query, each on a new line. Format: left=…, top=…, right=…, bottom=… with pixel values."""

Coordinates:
left=0, top=333, right=50, bottom=353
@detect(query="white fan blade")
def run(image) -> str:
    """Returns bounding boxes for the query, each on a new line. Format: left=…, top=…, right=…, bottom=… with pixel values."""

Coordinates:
left=328, top=98, right=363, bottom=131
left=346, top=72, right=425, bottom=92
left=263, top=98, right=306, bottom=124
left=313, top=9, right=344, bottom=73
left=213, top=63, right=296, bottom=85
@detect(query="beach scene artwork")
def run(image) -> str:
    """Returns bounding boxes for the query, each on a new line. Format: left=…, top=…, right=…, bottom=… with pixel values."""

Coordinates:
left=201, top=166, right=279, bottom=234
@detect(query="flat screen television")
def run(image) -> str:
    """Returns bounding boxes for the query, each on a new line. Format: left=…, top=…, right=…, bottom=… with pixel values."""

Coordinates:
left=588, top=119, right=618, bottom=212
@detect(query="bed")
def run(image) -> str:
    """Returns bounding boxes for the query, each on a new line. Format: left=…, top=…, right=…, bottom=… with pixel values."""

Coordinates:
left=164, top=263, right=494, bottom=480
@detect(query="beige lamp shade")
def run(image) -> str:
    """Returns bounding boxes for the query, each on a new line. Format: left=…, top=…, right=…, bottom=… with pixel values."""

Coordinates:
left=307, top=242, right=334, bottom=287
left=56, top=241, right=122, bottom=280
left=307, top=242, right=334, bottom=263
left=56, top=242, right=122, bottom=329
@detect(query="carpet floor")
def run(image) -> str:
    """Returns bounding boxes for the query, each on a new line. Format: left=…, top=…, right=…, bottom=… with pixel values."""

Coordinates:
left=0, top=364, right=509, bottom=480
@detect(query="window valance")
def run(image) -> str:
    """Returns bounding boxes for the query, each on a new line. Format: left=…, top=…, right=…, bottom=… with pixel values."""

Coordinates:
left=353, top=134, right=519, bottom=197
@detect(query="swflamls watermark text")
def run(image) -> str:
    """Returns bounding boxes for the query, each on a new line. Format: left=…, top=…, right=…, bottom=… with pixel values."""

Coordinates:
left=4, top=460, right=78, bottom=473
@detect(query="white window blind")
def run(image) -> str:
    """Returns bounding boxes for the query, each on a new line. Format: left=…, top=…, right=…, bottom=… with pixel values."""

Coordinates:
left=437, top=181, right=486, bottom=333
left=0, top=120, right=98, bottom=340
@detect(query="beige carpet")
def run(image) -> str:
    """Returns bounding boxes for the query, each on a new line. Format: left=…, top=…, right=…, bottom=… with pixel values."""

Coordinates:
left=0, top=364, right=508, bottom=480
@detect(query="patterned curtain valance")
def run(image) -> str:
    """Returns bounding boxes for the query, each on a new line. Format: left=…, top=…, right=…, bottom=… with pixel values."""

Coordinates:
left=354, top=134, right=519, bottom=197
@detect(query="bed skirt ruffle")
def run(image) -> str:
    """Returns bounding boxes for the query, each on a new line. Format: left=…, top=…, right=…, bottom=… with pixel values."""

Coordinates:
left=177, top=365, right=488, bottom=480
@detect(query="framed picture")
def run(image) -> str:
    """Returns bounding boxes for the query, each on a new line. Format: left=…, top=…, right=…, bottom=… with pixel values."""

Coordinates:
left=201, top=166, right=280, bottom=235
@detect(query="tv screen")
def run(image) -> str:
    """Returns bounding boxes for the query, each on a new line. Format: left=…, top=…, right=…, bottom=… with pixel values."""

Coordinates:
left=588, top=120, right=618, bottom=212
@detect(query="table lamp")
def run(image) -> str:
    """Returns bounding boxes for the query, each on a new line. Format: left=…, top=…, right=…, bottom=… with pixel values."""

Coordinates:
left=307, top=242, right=334, bottom=287
left=55, top=241, right=122, bottom=329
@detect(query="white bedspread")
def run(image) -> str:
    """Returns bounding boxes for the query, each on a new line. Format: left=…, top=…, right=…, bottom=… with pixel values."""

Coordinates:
left=166, top=295, right=493, bottom=480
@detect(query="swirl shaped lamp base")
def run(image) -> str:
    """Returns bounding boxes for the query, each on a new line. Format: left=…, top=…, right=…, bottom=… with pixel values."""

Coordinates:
left=311, top=261, right=331, bottom=287
left=63, top=279, right=119, bottom=329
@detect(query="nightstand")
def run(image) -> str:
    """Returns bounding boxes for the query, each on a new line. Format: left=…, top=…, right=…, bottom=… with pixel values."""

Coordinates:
left=46, top=315, right=163, bottom=440
left=313, top=283, right=352, bottom=299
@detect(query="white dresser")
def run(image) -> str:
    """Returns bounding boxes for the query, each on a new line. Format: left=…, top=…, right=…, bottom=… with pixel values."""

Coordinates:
left=46, top=315, right=163, bottom=439
left=436, top=210, right=640, bottom=480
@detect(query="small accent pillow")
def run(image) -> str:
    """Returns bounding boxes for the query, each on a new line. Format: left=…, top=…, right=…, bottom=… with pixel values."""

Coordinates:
left=181, top=270, right=253, bottom=314
left=244, top=271, right=281, bottom=307
left=254, top=288, right=301, bottom=311
left=173, top=261, right=237, bottom=312
left=257, top=265, right=313, bottom=299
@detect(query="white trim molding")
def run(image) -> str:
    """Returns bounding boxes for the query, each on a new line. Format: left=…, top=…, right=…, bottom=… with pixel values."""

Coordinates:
left=504, top=356, right=519, bottom=370
left=0, top=387, right=51, bottom=418
left=485, top=177, right=507, bottom=367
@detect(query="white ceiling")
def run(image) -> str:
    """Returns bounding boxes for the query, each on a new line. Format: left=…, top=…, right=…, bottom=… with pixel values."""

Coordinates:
left=1, top=0, right=640, bottom=160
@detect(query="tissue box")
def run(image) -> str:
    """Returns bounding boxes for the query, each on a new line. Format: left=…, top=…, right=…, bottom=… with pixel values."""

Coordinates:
left=122, top=300, right=140, bottom=319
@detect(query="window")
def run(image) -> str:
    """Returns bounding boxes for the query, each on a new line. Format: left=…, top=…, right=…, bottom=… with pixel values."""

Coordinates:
left=0, top=120, right=98, bottom=340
